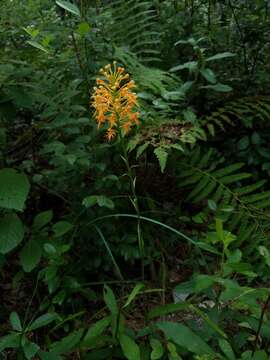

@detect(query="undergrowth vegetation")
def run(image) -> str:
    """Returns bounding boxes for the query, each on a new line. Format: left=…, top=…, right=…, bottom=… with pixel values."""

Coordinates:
left=1, top=0, right=270, bottom=359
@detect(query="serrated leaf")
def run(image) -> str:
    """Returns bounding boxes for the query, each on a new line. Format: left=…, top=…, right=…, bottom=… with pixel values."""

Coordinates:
left=0, top=169, right=30, bottom=211
left=119, top=334, right=140, bottom=360
left=136, top=142, right=149, bottom=159
left=20, top=239, right=42, bottom=272
left=55, top=0, right=80, bottom=16
left=154, top=147, right=168, bottom=173
left=0, top=213, right=24, bottom=254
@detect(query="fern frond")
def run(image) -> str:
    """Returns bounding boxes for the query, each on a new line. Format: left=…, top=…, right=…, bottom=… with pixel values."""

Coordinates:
left=103, top=0, right=161, bottom=63
left=200, top=96, right=270, bottom=135
left=177, top=147, right=270, bottom=248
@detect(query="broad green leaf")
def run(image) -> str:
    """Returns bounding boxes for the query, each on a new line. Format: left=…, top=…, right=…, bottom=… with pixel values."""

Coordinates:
left=208, top=199, right=217, bottom=211
left=9, top=312, right=22, bottom=332
left=0, top=213, right=24, bottom=254
left=28, top=313, right=57, bottom=331
left=218, top=339, right=236, bottom=360
left=103, top=285, right=118, bottom=316
left=82, top=195, right=97, bottom=207
left=150, top=338, right=164, bottom=360
left=32, top=210, right=53, bottom=230
left=23, top=340, right=40, bottom=360
left=206, top=52, right=235, bottom=62
left=123, top=283, right=144, bottom=308
left=56, top=0, right=81, bottom=16
left=51, top=329, right=83, bottom=354
left=96, top=195, right=115, bottom=209
left=83, top=195, right=114, bottom=209
left=0, top=333, right=20, bottom=352
left=0, top=169, right=30, bottom=211
left=200, top=68, right=216, bottom=84
left=157, top=321, right=214, bottom=355
left=119, top=333, right=140, bottom=360
left=83, top=316, right=111, bottom=346
left=20, top=239, right=42, bottom=272
left=44, top=243, right=57, bottom=255
left=52, top=221, right=73, bottom=237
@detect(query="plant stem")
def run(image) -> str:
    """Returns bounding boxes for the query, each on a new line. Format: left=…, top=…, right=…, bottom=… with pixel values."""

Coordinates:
left=118, top=130, right=145, bottom=279
left=252, top=293, right=270, bottom=354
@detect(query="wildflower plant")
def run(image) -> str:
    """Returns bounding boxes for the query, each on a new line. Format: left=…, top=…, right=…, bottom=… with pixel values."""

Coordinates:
left=92, top=61, right=140, bottom=141
left=92, top=62, right=144, bottom=276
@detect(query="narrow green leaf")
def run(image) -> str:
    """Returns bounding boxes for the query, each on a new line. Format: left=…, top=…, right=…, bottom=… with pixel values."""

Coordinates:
left=83, top=316, right=111, bottom=346
left=51, top=329, right=83, bottom=354
left=27, top=40, right=49, bottom=53
left=103, top=285, right=118, bottom=316
left=157, top=321, right=214, bottom=355
left=55, top=0, right=81, bottom=16
left=206, top=52, right=235, bottom=62
left=123, top=283, right=144, bottom=308
left=28, top=313, right=57, bottom=331
left=201, top=83, right=233, bottom=93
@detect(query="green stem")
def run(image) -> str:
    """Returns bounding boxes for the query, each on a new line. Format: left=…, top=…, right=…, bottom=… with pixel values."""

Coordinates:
left=117, top=128, right=145, bottom=279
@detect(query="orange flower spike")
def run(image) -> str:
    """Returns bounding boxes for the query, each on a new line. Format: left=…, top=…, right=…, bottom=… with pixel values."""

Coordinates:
left=91, top=62, right=140, bottom=141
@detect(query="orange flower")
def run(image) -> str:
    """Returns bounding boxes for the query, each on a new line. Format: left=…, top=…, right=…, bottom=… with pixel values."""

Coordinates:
left=91, top=62, right=140, bottom=141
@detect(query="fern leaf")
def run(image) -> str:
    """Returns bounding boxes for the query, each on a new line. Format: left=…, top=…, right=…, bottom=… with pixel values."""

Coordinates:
left=154, top=147, right=168, bottom=173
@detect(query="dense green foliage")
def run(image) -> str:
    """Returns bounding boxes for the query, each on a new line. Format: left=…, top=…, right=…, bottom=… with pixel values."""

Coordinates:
left=1, top=0, right=270, bottom=359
